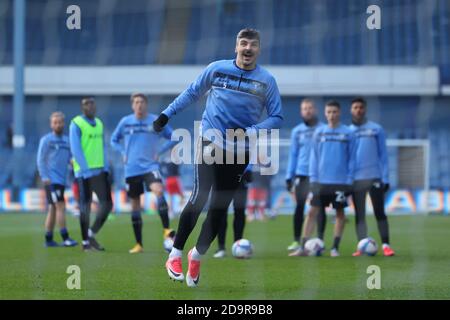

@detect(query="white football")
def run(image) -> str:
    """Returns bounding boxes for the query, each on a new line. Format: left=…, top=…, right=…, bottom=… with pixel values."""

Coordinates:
left=232, top=239, right=253, bottom=259
left=163, top=237, right=174, bottom=253
left=357, top=237, right=378, bottom=256
left=304, top=238, right=325, bottom=256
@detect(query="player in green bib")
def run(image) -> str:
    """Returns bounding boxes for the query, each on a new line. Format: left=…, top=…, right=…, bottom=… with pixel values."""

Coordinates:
left=69, top=97, right=113, bottom=251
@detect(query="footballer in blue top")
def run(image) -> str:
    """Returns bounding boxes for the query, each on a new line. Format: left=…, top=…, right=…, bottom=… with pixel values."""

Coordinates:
left=37, top=112, right=77, bottom=248
left=111, top=93, right=177, bottom=254
left=286, top=102, right=325, bottom=182
left=349, top=97, right=395, bottom=257
left=157, top=28, right=283, bottom=287
left=299, top=100, right=356, bottom=258
left=285, top=99, right=327, bottom=255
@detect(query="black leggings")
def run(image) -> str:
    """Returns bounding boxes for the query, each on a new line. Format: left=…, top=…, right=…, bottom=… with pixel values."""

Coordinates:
left=352, top=179, right=390, bottom=244
left=293, top=176, right=327, bottom=241
left=173, top=140, right=249, bottom=254
left=77, top=172, right=113, bottom=241
left=216, top=180, right=248, bottom=250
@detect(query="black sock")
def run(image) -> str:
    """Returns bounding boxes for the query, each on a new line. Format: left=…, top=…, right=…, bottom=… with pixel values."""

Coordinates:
left=45, top=231, right=53, bottom=242
left=377, top=218, right=390, bottom=244
left=131, top=211, right=143, bottom=245
left=233, top=210, right=246, bottom=241
left=217, top=215, right=227, bottom=251
left=332, top=236, right=341, bottom=250
left=79, top=202, right=91, bottom=241
left=157, top=195, right=170, bottom=229
left=60, top=228, right=69, bottom=241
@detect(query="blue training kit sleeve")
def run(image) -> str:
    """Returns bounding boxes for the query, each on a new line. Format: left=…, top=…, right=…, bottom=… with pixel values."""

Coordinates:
left=37, top=135, right=51, bottom=181
left=110, top=117, right=126, bottom=158
left=286, top=125, right=300, bottom=180
left=162, top=62, right=215, bottom=119
left=378, top=127, right=389, bottom=184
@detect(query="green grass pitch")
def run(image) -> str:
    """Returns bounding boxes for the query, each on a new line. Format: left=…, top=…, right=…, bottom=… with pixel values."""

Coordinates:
left=0, top=212, right=449, bottom=299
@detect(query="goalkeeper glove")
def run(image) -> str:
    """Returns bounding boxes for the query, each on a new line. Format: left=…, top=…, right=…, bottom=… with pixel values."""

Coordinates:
left=153, top=113, right=169, bottom=133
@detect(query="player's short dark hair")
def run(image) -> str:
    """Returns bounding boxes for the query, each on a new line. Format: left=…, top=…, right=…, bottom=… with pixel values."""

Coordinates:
left=236, top=28, right=260, bottom=44
left=325, top=100, right=341, bottom=109
left=130, top=93, right=148, bottom=104
left=81, top=97, right=95, bottom=106
left=351, top=97, right=367, bottom=107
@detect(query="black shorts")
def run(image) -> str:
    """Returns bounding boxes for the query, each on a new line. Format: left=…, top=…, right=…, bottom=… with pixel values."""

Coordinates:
left=125, top=171, right=163, bottom=198
left=310, top=184, right=349, bottom=209
left=45, top=184, right=65, bottom=205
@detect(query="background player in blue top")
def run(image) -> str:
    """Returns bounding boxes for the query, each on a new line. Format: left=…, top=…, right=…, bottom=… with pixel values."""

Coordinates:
left=349, top=97, right=395, bottom=257
left=37, top=112, right=77, bottom=248
left=110, top=93, right=177, bottom=254
left=285, top=99, right=327, bottom=253
left=153, top=28, right=283, bottom=287
left=293, top=100, right=356, bottom=257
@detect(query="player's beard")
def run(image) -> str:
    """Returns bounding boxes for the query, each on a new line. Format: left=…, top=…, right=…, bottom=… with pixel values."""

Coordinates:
left=54, top=128, right=64, bottom=135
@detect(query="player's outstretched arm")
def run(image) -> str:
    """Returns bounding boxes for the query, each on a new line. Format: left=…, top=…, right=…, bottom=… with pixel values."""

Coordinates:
left=153, top=63, right=215, bottom=132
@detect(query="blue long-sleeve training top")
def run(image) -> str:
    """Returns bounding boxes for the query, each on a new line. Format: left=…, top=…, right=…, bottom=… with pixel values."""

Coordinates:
left=285, top=121, right=324, bottom=179
left=36, top=132, right=71, bottom=185
left=69, top=115, right=109, bottom=179
left=309, top=124, right=356, bottom=185
left=161, top=59, right=283, bottom=148
left=349, top=120, right=389, bottom=184
left=110, top=113, right=177, bottom=178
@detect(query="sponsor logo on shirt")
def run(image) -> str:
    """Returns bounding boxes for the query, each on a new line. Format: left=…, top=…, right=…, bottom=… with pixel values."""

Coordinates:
left=318, top=132, right=350, bottom=143
left=211, top=72, right=267, bottom=99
